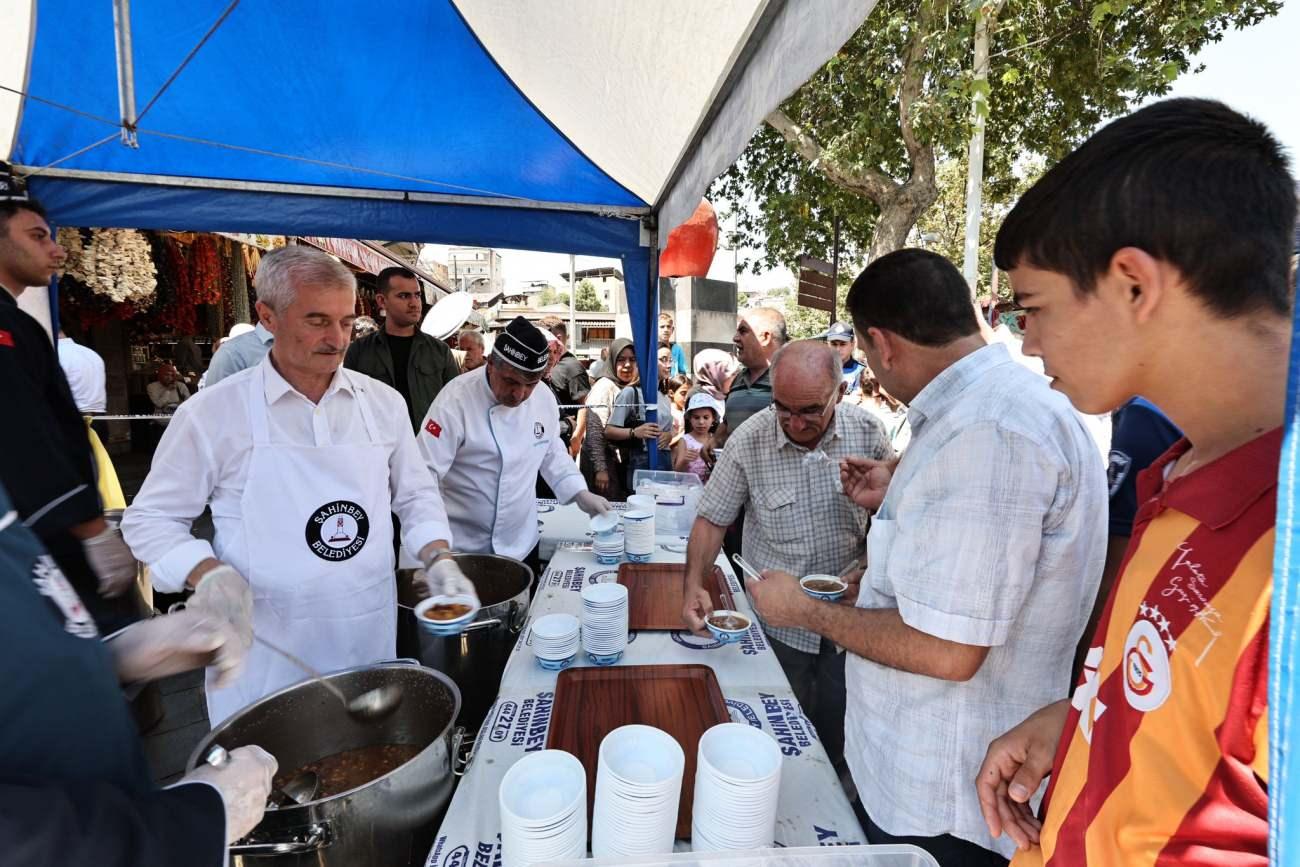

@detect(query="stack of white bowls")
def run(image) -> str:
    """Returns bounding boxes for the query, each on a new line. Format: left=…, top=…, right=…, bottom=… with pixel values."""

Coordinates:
left=592, top=725, right=685, bottom=857
left=530, top=613, right=581, bottom=671
left=580, top=582, right=629, bottom=665
left=591, top=512, right=623, bottom=565
left=691, top=722, right=783, bottom=852
left=499, top=750, right=587, bottom=866
left=622, top=509, right=655, bottom=562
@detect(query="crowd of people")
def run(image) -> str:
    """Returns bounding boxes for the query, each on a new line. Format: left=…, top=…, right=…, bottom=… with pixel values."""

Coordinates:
left=0, top=96, right=1293, bottom=866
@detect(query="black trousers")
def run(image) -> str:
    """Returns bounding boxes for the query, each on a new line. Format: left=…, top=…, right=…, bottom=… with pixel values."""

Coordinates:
left=856, top=807, right=1009, bottom=867
left=769, top=636, right=847, bottom=771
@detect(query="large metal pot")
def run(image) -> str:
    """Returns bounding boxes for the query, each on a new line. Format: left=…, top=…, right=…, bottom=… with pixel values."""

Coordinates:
left=397, top=553, right=531, bottom=733
left=187, top=661, right=461, bottom=865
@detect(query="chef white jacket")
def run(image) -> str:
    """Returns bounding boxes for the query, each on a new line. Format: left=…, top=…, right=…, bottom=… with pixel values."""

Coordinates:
left=418, top=366, right=587, bottom=561
left=122, top=355, right=452, bottom=592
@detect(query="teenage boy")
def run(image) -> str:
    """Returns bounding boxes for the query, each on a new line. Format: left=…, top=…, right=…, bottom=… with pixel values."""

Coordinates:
left=975, top=98, right=1295, bottom=866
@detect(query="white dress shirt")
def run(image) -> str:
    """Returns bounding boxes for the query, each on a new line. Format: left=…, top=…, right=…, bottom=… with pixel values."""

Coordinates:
left=122, top=354, right=452, bottom=592
left=418, top=366, right=586, bottom=560
left=57, top=337, right=107, bottom=414
left=845, top=342, right=1107, bottom=857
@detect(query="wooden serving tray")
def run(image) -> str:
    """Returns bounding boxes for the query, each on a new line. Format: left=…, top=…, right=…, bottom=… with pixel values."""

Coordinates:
left=547, top=664, right=729, bottom=840
left=618, top=562, right=734, bottom=631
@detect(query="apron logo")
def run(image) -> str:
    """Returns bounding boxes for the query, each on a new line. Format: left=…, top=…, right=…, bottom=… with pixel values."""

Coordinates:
left=306, top=500, right=370, bottom=561
left=0, top=329, right=14, bottom=348
left=534, top=422, right=544, bottom=439
left=425, top=419, right=442, bottom=438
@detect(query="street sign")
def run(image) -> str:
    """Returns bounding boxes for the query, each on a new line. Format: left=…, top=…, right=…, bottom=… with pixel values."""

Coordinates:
left=797, top=254, right=835, bottom=312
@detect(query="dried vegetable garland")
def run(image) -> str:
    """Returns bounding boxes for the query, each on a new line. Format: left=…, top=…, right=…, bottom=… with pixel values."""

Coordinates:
left=57, top=227, right=157, bottom=307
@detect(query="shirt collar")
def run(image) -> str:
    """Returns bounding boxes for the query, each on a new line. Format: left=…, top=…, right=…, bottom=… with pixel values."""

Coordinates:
left=773, top=404, right=843, bottom=451
left=1136, top=426, right=1282, bottom=530
left=736, top=365, right=771, bottom=390
left=906, top=342, right=1010, bottom=432
left=259, top=351, right=355, bottom=405
left=254, top=322, right=274, bottom=344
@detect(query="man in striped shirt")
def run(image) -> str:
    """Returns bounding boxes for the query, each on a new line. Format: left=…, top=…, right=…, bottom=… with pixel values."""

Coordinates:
left=976, top=98, right=1294, bottom=865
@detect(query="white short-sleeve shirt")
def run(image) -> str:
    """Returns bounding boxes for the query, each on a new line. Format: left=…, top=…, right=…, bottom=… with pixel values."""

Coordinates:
left=845, top=343, right=1107, bottom=857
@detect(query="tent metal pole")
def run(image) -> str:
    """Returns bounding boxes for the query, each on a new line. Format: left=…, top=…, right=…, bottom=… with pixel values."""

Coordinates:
left=568, top=254, right=576, bottom=356
left=647, top=220, right=661, bottom=469
left=14, top=166, right=650, bottom=218
left=111, top=0, right=138, bottom=148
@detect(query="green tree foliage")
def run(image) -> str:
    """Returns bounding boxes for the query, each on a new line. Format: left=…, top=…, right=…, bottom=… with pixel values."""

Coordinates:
left=574, top=279, right=605, bottom=312
left=537, top=286, right=570, bottom=308
left=713, top=0, right=1280, bottom=285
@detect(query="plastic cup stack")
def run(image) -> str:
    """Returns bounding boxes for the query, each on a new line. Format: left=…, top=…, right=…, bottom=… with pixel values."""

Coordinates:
left=591, top=511, right=623, bottom=565
left=529, top=613, right=581, bottom=671
left=580, top=582, right=629, bottom=665
left=592, top=725, right=686, bottom=857
left=622, top=509, right=655, bottom=562
left=691, top=722, right=783, bottom=852
left=498, top=749, right=587, bottom=867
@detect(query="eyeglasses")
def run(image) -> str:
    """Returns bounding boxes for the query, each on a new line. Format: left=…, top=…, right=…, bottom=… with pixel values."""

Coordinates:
left=773, top=393, right=837, bottom=423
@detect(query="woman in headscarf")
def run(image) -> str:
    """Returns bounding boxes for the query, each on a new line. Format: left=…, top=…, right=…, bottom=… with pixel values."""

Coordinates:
left=581, top=338, right=640, bottom=499
left=692, top=348, right=740, bottom=405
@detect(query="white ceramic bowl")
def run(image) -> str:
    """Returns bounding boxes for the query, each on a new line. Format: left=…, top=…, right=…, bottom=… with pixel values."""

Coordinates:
left=799, top=573, right=847, bottom=602
left=704, top=610, right=751, bottom=644
left=414, top=594, right=481, bottom=636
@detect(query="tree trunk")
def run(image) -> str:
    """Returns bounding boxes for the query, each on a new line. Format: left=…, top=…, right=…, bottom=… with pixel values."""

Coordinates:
left=868, top=181, right=940, bottom=262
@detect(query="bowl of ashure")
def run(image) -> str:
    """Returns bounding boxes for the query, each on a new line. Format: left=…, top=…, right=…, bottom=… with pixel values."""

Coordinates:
left=415, top=595, right=481, bottom=637
left=799, top=574, right=847, bottom=602
left=705, top=609, right=752, bottom=644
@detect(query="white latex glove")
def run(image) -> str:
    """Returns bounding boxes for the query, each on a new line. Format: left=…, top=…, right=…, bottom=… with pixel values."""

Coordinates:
left=179, top=745, right=277, bottom=844
left=81, top=524, right=137, bottom=598
left=574, top=490, right=612, bottom=518
left=414, top=556, right=479, bottom=604
left=109, top=608, right=247, bottom=688
left=189, top=564, right=254, bottom=652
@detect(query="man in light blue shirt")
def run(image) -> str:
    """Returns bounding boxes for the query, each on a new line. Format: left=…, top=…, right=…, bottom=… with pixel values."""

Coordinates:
left=203, top=322, right=272, bottom=388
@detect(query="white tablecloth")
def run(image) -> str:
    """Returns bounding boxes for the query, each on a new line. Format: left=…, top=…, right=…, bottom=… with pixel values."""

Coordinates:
left=425, top=544, right=866, bottom=867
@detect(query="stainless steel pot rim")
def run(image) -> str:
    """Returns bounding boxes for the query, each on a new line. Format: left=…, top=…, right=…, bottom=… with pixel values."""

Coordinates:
left=186, top=659, right=462, bottom=804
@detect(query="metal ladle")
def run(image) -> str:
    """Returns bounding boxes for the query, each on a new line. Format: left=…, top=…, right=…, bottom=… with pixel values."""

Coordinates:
left=254, top=634, right=404, bottom=721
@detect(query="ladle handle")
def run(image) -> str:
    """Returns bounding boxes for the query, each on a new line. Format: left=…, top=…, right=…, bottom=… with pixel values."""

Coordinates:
left=731, top=553, right=764, bottom=583
left=254, top=634, right=350, bottom=707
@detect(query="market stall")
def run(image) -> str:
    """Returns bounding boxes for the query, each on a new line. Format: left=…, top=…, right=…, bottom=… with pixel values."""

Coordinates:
left=1, top=0, right=877, bottom=465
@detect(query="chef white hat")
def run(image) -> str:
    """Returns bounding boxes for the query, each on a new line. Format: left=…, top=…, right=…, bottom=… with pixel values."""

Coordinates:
left=228, top=322, right=255, bottom=338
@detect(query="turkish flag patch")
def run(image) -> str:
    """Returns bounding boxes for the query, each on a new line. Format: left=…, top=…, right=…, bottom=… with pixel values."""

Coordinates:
left=424, top=419, right=442, bottom=438
left=0, top=329, right=13, bottom=348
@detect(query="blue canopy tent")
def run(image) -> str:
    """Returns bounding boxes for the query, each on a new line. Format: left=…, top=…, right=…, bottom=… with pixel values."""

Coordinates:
left=0, top=0, right=875, bottom=465
left=8, top=1, right=1300, bottom=858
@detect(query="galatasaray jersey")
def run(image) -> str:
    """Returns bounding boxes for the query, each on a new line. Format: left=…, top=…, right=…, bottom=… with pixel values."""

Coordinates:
left=1014, top=428, right=1276, bottom=866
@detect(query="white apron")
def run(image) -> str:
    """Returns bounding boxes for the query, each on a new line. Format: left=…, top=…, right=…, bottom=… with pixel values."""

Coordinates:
left=205, top=373, right=396, bottom=725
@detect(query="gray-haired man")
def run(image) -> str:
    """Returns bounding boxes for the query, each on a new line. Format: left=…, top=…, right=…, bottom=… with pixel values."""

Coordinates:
left=123, top=246, right=466, bottom=725
left=682, top=339, right=893, bottom=771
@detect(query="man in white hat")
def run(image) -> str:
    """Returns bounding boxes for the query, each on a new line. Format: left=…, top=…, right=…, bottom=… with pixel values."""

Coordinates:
left=419, top=316, right=611, bottom=576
